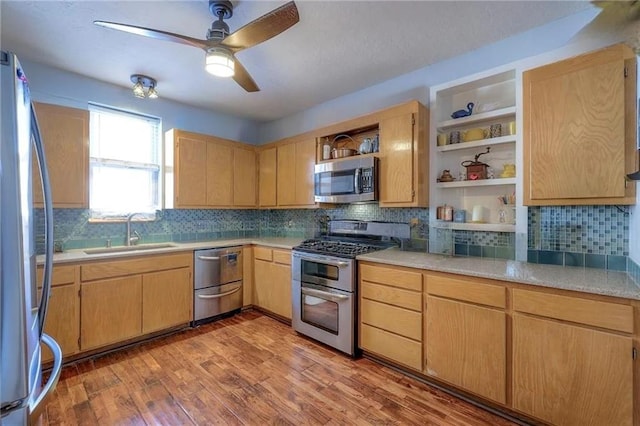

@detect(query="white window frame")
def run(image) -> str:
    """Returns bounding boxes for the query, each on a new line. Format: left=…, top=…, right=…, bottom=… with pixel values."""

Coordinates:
left=88, top=103, right=162, bottom=221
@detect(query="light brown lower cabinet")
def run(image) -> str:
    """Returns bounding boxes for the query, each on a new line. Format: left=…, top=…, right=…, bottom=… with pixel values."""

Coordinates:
left=425, top=296, right=506, bottom=404
left=511, top=288, right=634, bottom=426
left=253, top=247, right=292, bottom=319
left=81, top=275, right=142, bottom=350
left=358, top=263, right=423, bottom=371
left=142, top=268, right=192, bottom=334
left=424, top=273, right=507, bottom=404
left=37, top=265, right=80, bottom=363
left=77, top=252, right=192, bottom=353
left=359, top=261, right=638, bottom=426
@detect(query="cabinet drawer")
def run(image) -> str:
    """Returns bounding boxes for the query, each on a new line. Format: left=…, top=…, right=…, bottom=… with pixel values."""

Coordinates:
left=37, top=264, right=76, bottom=287
left=360, top=298, right=422, bottom=341
left=272, top=249, right=291, bottom=265
left=254, top=246, right=273, bottom=261
left=360, top=324, right=422, bottom=371
left=512, top=289, right=633, bottom=333
left=425, top=274, right=505, bottom=309
left=81, top=253, right=192, bottom=281
left=360, top=264, right=422, bottom=291
left=361, top=281, right=422, bottom=312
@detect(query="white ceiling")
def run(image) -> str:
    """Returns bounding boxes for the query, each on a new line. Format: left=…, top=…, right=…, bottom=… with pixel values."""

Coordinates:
left=1, top=1, right=593, bottom=122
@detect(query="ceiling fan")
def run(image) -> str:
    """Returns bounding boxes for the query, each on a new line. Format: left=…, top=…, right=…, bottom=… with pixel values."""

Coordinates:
left=571, top=1, right=640, bottom=52
left=94, top=1, right=299, bottom=92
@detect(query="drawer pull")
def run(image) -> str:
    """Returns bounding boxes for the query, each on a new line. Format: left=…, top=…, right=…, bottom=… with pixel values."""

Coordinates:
left=197, top=286, right=241, bottom=299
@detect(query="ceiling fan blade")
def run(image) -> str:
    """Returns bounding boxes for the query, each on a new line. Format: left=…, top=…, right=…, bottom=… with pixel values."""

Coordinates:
left=220, top=1, right=299, bottom=52
left=570, top=1, right=640, bottom=52
left=232, top=59, right=260, bottom=92
left=94, top=21, right=209, bottom=50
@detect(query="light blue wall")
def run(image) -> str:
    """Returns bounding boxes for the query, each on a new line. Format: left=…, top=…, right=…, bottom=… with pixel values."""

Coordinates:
left=257, top=8, right=599, bottom=143
left=20, top=59, right=260, bottom=144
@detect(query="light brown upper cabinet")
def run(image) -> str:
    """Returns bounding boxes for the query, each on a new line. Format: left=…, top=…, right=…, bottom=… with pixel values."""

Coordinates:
left=257, top=138, right=316, bottom=208
left=277, top=138, right=315, bottom=207
left=166, top=128, right=256, bottom=208
left=379, top=104, right=428, bottom=207
left=523, top=43, right=637, bottom=205
left=33, top=102, right=89, bottom=208
left=258, top=147, right=277, bottom=207
left=233, top=146, right=257, bottom=207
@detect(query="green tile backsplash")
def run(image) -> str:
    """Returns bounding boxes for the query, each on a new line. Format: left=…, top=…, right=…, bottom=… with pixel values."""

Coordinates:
left=36, top=203, right=630, bottom=272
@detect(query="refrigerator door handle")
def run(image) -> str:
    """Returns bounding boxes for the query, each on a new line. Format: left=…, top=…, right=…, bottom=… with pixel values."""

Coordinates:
left=31, top=106, right=54, bottom=338
left=29, top=334, right=62, bottom=420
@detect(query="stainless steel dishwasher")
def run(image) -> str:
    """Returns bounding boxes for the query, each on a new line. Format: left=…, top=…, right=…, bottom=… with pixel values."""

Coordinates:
left=193, top=246, right=243, bottom=324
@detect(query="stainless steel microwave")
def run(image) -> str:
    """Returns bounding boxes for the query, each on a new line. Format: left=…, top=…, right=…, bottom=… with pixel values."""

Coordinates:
left=314, top=156, right=378, bottom=203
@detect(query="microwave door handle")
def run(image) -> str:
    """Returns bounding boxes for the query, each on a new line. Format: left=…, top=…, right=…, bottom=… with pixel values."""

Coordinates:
left=354, top=168, right=362, bottom=194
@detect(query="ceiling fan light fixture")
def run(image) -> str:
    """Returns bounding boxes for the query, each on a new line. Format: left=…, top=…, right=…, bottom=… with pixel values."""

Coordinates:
left=205, top=47, right=235, bottom=77
left=130, top=74, right=159, bottom=99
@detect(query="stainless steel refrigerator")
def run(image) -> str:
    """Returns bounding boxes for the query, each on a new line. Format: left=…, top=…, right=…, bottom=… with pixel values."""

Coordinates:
left=1, top=51, right=62, bottom=424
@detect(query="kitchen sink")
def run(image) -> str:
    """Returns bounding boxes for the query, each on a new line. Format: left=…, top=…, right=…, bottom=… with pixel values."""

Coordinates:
left=84, top=243, right=177, bottom=255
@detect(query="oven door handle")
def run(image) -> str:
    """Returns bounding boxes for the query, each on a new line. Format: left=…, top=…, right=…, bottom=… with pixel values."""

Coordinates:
left=301, top=287, right=349, bottom=302
left=294, top=254, right=350, bottom=269
left=197, top=255, right=220, bottom=261
left=197, top=286, right=241, bottom=299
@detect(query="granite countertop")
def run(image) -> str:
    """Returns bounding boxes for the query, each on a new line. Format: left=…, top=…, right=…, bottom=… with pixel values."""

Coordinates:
left=40, top=237, right=305, bottom=265
left=358, top=248, right=640, bottom=301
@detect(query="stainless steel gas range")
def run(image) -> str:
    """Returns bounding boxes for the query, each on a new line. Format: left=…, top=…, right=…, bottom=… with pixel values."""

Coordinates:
left=291, top=220, right=410, bottom=356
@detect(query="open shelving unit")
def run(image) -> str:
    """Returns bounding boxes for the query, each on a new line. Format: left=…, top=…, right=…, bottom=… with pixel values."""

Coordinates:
left=429, top=67, right=524, bottom=257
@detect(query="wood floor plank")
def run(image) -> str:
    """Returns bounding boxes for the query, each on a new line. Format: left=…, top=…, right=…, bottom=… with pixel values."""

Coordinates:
left=42, top=311, right=517, bottom=426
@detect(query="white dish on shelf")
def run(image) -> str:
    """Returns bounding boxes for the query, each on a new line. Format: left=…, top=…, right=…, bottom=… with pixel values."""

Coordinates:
left=477, top=102, right=500, bottom=113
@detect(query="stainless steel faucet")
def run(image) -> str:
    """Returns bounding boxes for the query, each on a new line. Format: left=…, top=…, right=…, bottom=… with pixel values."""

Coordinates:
left=125, top=213, right=143, bottom=246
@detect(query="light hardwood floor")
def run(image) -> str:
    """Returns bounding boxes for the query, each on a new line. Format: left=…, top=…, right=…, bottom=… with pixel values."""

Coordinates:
left=41, top=311, right=517, bottom=425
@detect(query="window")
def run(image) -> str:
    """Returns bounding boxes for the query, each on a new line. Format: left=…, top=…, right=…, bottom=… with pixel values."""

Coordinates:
left=89, top=104, right=161, bottom=219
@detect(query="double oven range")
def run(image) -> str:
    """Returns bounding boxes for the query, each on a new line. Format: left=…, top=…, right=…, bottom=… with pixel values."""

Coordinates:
left=291, top=220, right=410, bottom=356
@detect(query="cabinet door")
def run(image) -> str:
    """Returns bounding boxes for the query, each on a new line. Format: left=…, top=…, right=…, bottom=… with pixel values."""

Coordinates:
left=258, top=147, right=277, bottom=207
left=425, top=296, right=506, bottom=404
left=33, top=103, right=88, bottom=208
left=253, top=259, right=291, bottom=319
left=512, top=314, right=633, bottom=425
left=270, top=262, right=292, bottom=319
left=233, top=147, right=257, bottom=207
left=242, top=247, right=254, bottom=307
left=523, top=44, right=635, bottom=205
left=81, top=276, right=142, bottom=350
left=41, top=284, right=80, bottom=363
left=277, top=143, right=296, bottom=206
left=206, top=142, right=233, bottom=206
left=294, top=139, right=316, bottom=206
left=379, top=113, right=415, bottom=205
left=142, top=268, right=192, bottom=334
left=175, top=134, right=207, bottom=207
left=253, top=259, right=272, bottom=310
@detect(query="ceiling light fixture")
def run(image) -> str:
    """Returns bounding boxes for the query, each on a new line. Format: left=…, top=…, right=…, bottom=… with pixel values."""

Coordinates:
left=130, top=74, right=159, bottom=99
left=205, top=47, right=235, bottom=77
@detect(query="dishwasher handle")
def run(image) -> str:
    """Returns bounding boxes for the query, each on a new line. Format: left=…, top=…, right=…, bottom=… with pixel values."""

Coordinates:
left=197, top=255, right=220, bottom=261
